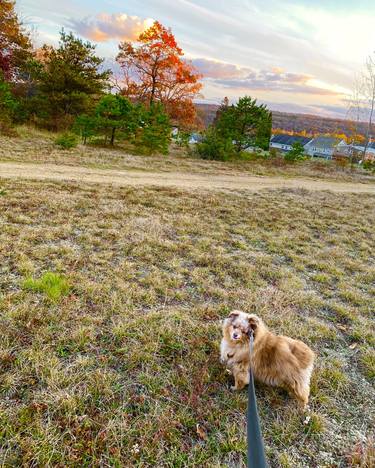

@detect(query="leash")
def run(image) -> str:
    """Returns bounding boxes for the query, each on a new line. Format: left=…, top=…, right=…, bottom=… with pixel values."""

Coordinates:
left=247, top=330, right=268, bottom=468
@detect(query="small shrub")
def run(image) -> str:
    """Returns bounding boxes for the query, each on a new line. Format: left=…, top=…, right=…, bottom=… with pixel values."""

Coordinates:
left=174, top=131, right=190, bottom=148
left=363, top=159, right=375, bottom=172
left=284, top=142, right=306, bottom=162
left=23, top=272, right=70, bottom=302
left=55, top=133, right=78, bottom=149
left=269, top=147, right=278, bottom=158
left=0, top=118, right=18, bottom=137
left=195, top=129, right=234, bottom=161
left=334, top=155, right=350, bottom=169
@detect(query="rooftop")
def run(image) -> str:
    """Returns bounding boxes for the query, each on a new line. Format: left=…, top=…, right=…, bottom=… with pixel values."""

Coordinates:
left=307, top=136, right=343, bottom=148
left=271, top=134, right=312, bottom=146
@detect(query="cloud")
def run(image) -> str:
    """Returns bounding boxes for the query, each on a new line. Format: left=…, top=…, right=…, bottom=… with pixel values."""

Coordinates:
left=192, top=58, right=342, bottom=96
left=70, top=13, right=154, bottom=42
left=215, top=70, right=339, bottom=96
left=190, top=58, right=250, bottom=79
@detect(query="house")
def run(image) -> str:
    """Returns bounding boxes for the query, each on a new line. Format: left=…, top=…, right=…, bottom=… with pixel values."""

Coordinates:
left=304, top=136, right=346, bottom=160
left=353, top=142, right=375, bottom=160
left=269, top=134, right=312, bottom=152
left=189, top=133, right=203, bottom=144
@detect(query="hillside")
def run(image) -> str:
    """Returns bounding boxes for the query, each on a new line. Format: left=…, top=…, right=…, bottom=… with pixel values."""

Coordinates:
left=195, top=103, right=373, bottom=137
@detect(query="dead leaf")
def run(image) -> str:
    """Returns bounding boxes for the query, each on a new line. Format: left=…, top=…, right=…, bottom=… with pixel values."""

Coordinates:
left=337, top=325, right=347, bottom=331
left=349, top=343, right=357, bottom=349
left=196, top=423, right=207, bottom=440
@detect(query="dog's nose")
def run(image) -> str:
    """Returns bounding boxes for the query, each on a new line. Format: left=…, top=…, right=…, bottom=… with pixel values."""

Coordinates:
left=233, top=333, right=238, bottom=339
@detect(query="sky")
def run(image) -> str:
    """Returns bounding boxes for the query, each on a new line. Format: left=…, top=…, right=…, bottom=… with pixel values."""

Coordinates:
left=17, top=0, right=375, bottom=118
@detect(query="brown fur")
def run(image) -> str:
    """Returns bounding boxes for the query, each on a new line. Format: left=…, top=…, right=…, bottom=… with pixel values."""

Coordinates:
left=220, top=311, right=315, bottom=409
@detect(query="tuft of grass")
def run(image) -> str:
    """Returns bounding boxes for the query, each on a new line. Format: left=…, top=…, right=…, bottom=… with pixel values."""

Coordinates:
left=22, top=272, right=70, bottom=302
left=360, top=349, right=375, bottom=380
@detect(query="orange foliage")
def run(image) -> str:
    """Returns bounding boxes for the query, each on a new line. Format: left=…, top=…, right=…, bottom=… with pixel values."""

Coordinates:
left=0, top=0, right=31, bottom=79
left=273, top=128, right=352, bottom=142
left=116, top=21, right=202, bottom=128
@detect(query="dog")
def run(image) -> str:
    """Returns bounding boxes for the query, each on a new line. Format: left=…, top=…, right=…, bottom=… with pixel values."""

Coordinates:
left=220, top=310, right=315, bottom=409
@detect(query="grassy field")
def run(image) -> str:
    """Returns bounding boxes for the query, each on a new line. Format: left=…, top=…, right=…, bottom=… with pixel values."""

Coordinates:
left=1, top=127, right=375, bottom=184
left=0, top=176, right=374, bottom=467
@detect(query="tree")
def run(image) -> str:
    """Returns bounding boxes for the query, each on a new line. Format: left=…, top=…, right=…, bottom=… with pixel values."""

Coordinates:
left=36, top=30, right=110, bottom=129
left=74, top=114, right=98, bottom=144
left=135, top=103, right=171, bottom=154
left=362, top=54, right=375, bottom=159
left=0, top=0, right=32, bottom=80
left=116, top=21, right=202, bottom=128
left=75, top=95, right=139, bottom=146
left=0, top=71, right=17, bottom=131
left=195, top=127, right=234, bottom=161
left=215, top=96, right=272, bottom=152
left=284, top=142, right=305, bottom=162
left=95, top=94, right=137, bottom=146
left=349, top=53, right=375, bottom=160
left=213, top=96, right=229, bottom=126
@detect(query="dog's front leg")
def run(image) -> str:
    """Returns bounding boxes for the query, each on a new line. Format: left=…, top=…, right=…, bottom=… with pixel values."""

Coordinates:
left=231, top=369, right=249, bottom=391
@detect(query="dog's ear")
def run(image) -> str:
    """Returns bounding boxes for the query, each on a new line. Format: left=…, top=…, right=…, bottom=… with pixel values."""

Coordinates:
left=247, top=316, right=259, bottom=331
left=228, top=311, right=240, bottom=321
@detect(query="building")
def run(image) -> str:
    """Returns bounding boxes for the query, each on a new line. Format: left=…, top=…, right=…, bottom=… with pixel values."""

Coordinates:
left=304, top=136, right=346, bottom=160
left=189, top=133, right=204, bottom=144
left=353, top=142, right=375, bottom=160
left=269, top=134, right=312, bottom=152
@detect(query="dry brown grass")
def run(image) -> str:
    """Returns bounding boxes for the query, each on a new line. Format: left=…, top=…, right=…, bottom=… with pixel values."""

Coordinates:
left=0, top=176, right=374, bottom=467
left=1, top=126, right=375, bottom=183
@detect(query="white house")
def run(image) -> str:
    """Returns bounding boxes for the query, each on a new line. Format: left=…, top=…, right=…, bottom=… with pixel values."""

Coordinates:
left=269, top=134, right=313, bottom=152
left=353, top=142, right=375, bottom=160
left=304, top=136, right=346, bottom=160
left=189, top=133, right=203, bottom=144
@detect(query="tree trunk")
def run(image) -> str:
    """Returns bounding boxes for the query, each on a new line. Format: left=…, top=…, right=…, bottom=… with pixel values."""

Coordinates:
left=363, top=96, right=374, bottom=160
left=363, top=58, right=375, bottom=160
left=110, top=127, right=116, bottom=146
left=150, top=76, right=156, bottom=106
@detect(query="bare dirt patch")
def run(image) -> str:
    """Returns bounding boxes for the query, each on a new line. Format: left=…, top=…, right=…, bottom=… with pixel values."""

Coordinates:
left=1, top=161, right=375, bottom=194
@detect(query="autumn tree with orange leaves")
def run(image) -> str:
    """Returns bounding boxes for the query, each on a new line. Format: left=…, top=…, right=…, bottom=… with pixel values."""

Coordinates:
left=116, top=21, right=202, bottom=128
left=0, top=0, right=32, bottom=80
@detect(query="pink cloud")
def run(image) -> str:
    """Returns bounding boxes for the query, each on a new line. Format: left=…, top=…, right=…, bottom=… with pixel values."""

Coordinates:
left=190, top=58, right=250, bottom=79
left=192, top=58, right=340, bottom=96
left=70, top=13, right=154, bottom=42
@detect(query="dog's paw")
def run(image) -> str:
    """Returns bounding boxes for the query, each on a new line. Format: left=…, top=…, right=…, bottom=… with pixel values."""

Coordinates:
left=230, top=385, right=237, bottom=391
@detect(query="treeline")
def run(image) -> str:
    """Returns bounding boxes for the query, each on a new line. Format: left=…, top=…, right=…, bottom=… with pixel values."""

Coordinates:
left=0, top=1, right=202, bottom=153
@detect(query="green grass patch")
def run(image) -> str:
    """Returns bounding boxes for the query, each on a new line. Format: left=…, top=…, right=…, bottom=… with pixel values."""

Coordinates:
left=22, top=272, right=70, bottom=302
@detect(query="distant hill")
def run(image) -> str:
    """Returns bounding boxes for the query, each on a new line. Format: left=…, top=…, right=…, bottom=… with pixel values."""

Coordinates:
left=195, top=103, right=373, bottom=138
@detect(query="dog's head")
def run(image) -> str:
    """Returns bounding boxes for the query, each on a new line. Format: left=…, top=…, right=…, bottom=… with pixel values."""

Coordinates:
left=223, top=311, right=265, bottom=342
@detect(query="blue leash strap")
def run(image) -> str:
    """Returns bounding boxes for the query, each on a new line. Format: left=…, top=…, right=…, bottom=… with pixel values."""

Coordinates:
left=247, top=331, right=268, bottom=468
